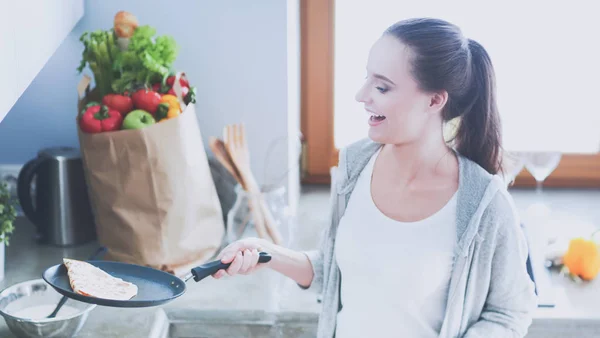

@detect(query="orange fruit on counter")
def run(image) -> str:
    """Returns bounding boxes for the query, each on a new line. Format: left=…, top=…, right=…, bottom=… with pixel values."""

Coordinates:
left=562, top=237, right=600, bottom=281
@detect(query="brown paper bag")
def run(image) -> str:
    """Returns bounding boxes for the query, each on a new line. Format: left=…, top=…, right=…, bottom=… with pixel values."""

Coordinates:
left=76, top=76, right=224, bottom=276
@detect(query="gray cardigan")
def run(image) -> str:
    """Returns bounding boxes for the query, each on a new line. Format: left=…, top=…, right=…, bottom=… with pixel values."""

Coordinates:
left=301, top=138, right=538, bottom=338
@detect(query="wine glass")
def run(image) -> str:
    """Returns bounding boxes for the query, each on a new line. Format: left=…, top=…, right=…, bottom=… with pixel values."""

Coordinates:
left=523, top=152, right=562, bottom=194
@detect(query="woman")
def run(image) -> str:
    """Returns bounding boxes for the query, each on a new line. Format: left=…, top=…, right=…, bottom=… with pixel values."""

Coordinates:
left=212, top=18, right=537, bottom=338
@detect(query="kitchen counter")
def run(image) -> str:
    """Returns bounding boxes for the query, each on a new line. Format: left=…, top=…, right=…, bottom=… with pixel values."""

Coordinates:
left=513, top=188, right=600, bottom=337
left=0, top=218, right=165, bottom=337
left=2, top=187, right=600, bottom=337
left=0, top=217, right=321, bottom=338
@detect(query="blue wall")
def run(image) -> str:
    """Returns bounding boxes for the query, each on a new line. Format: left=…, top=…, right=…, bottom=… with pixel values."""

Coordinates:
left=0, top=0, right=295, bottom=189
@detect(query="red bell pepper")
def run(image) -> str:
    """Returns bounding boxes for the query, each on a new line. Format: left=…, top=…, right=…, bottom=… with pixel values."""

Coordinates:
left=102, top=94, right=133, bottom=117
left=132, top=89, right=162, bottom=115
left=79, top=101, right=100, bottom=119
left=79, top=105, right=123, bottom=133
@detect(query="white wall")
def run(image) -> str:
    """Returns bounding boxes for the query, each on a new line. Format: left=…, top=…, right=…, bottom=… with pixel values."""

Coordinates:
left=0, top=0, right=84, bottom=124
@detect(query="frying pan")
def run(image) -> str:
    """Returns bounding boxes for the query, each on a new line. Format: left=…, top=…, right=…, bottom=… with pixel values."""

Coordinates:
left=41, top=252, right=272, bottom=308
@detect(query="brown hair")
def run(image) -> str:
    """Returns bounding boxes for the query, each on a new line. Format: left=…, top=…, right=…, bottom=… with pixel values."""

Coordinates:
left=385, top=18, right=502, bottom=175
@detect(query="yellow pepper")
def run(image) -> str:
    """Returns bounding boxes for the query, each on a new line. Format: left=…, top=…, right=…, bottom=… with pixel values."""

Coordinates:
left=156, top=94, right=182, bottom=122
left=562, top=237, right=600, bottom=281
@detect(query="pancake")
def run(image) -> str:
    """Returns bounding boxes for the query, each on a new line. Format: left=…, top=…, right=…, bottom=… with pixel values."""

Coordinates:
left=63, top=258, right=138, bottom=301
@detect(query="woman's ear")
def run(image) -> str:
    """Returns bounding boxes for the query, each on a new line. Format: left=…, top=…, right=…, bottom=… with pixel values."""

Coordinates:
left=428, top=91, right=448, bottom=114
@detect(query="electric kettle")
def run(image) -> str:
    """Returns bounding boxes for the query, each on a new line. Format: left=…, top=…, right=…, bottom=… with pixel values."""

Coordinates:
left=17, top=147, right=96, bottom=246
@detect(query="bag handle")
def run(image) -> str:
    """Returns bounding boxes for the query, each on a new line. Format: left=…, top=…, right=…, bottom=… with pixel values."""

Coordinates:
left=171, top=71, right=188, bottom=110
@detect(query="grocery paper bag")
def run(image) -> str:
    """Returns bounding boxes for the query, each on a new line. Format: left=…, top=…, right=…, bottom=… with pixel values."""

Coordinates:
left=76, top=77, right=224, bottom=276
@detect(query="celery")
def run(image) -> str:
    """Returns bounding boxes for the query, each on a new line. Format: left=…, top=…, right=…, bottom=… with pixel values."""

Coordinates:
left=77, top=29, right=120, bottom=97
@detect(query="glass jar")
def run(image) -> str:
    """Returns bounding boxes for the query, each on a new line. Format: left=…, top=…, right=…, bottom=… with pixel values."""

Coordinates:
left=226, top=184, right=292, bottom=246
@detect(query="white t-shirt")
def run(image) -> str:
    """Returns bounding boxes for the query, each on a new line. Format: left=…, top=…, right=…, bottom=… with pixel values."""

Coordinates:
left=335, top=149, right=457, bottom=338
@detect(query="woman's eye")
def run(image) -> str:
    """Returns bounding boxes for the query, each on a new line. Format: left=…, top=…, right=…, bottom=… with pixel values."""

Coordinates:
left=376, top=86, right=388, bottom=94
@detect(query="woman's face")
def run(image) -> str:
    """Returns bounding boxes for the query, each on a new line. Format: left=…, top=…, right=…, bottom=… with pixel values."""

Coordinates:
left=355, top=35, right=446, bottom=145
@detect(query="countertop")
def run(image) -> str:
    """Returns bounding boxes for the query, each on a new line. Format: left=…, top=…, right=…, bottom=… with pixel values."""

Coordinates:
left=2, top=187, right=600, bottom=337
left=513, top=188, right=600, bottom=337
left=0, top=217, right=320, bottom=338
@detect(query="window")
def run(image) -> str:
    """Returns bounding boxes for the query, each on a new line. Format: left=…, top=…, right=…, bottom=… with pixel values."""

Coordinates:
left=301, top=0, right=600, bottom=187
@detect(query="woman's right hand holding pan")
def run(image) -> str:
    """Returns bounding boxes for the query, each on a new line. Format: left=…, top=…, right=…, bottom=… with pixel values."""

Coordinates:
left=212, top=237, right=270, bottom=279
left=211, top=237, right=315, bottom=288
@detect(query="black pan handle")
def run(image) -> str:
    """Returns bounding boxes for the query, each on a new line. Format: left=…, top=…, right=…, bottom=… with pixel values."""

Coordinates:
left=190, top=252, right=272, bottom=282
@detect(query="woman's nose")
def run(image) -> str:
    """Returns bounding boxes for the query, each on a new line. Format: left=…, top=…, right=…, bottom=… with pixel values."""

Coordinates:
left=355, top=84, right=370, bottom=103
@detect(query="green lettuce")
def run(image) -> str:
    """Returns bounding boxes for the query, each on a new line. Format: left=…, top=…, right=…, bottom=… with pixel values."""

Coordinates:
left=111, top=25, right=179, bottom=93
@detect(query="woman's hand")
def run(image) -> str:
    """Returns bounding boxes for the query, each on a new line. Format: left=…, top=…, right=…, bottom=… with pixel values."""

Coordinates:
left=212, top=237, right=271, bottom=279
left=211, top=236, right=315, bottom=288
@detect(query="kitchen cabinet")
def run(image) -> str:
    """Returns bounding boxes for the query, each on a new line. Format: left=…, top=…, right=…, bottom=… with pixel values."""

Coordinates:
left=0, top=0, right=84, bottom=122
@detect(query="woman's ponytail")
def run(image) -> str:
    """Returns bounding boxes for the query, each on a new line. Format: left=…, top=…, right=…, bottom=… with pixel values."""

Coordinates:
left=453, top=39, right=502, bottom=175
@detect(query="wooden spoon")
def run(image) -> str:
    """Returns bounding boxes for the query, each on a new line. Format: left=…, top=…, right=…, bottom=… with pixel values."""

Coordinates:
left=208, top=136, right=245, bottom=189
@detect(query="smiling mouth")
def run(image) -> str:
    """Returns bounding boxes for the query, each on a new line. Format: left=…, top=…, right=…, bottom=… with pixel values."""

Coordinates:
left=369, top=112, right=386, bottom=122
